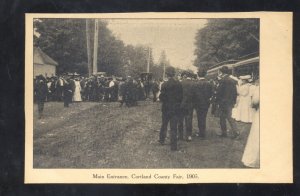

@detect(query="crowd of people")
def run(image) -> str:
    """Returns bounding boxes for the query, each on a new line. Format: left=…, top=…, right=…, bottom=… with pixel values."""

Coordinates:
left=158, top=66, right=259, bottom=168
left=34, top=65, right=259, bottom=168
left=34, top=74, right=162, bottom=118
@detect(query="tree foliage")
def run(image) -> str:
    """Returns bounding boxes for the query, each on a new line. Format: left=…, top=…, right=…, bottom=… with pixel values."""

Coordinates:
left=34, top=19, right=162, bottom=79
left=34, top=19, right=88, bottom=74
left=194, top=19, right=259, bottom=68
left=122, top=45, right=154, bottom=78
left=97, top=21, right=125, bottom=76
left=152, top=50, right=171, bottom=80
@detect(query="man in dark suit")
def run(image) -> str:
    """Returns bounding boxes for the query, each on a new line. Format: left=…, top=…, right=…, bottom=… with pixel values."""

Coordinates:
left=144, top=76, right=151, bottom=99
left=216, top=66, right=239, bottom=138
left=34, top=75, right=48, bottom=119
left=118, top=78, right=126, bottom=107
left=178, top=71, right=194, bottom=141
left=63, top=76, right=75, bottom=107
left=159, top=67, right=183, bottom=151
left=124, top=76, right=136, bottom=107
left=193, top=68, right=213, bottom=138
left=56, top=76, right=65, bottom=101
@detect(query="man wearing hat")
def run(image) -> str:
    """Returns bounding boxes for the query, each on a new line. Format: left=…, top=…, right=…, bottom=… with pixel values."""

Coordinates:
left=124, top=76, right=136, bottom=107
left=118, top=77, right=126, bottom=107
left=63, top=75, right=75, bottom=107
left=178, top=71, right=195, bottom=141
left=34, top=75, right=48, bottom=119
left=56, top=75, right=66, bottom=101
left=159, top=66, right=183, bottom=151
left=216, top=66, right=239, bottom=138
left=193, top=67, right=213, bottom=138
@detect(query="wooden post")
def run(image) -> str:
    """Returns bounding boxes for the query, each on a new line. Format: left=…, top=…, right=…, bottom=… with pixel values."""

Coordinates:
left=86, top=19, right=92, bottom=76
left=163, top=61, right=166, bottom=80
left=147, top=46, right=150, bottom=73
left=93, top=19, right=99, bottom=74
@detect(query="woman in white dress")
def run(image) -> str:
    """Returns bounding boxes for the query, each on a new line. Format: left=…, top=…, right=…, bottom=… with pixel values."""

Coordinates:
left=73, top=78, right=82, bottom=102
left=248, top=79, right=256, bottom=122
left=242, top=82, right=259, bottom=168
left=233, top=75, right=252, bottom=123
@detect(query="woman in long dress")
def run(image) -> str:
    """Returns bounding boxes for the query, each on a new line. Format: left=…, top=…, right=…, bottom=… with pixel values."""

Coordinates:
left=233, top=76, right=252, bottom=123
left=73, top=78, right=82, bottom=102
left=242, top=83, right=259, bottom=168
left=248, top=80, right=256, bottom=122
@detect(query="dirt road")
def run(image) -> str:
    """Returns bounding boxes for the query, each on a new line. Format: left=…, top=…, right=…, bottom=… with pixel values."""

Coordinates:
left=33, top=101, right=251, bottom=168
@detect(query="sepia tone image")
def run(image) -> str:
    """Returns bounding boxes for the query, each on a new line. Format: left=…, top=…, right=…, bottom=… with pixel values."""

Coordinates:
left=32, top=17, right=260, bottom=169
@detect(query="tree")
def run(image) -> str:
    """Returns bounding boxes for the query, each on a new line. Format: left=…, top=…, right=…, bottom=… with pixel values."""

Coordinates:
left=194, top=19, right=259, bottom=68
left=97, top=20, right=125, bottom=76
left=158, top=50, right=170, bottom=68
left=121, top=45, right=154, bottom=78
left=34, top=19, right=156, bottom=78
left=152, top=50, right=171, bottom=80
left=34, top=19, right=127, bottom=76
left=34, top=19, right=88, bottom=74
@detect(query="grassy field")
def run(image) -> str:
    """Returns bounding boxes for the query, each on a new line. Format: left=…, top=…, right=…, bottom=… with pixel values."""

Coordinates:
left=33, top=100, right=251, bottom=168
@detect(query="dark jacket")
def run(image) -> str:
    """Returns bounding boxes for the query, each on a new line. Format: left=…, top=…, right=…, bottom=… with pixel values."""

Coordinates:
left=124, top=80, right=136, bottom=101
left=152, top=81, right=160, bottom=93
left=193, top=78, right=213, bottom=109
left=159, top=78, right=183, bottom=113
left=180, top=79, right=194, bottom=110
left=216, top=75, right=237, bottom=107
left=63, top=79, right=74, bottom=100
left=118, top=81, right=125, bottom=96
left=34, top=80, right=48, bottom=102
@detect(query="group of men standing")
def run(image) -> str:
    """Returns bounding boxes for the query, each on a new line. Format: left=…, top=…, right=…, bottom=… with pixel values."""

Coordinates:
left=118, top=76, right=161, bottom=107
left=34, top=73, right=162, bottom=119
left=34, top=74, right=75, bottom=118
left=158, top=66, right=239, bottom=151
left=35, top=65, right=240, bottom=152
left=42, top=75, right=120, bottom=103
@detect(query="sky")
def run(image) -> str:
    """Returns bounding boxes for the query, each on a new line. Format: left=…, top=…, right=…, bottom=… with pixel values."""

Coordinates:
left=105, top=19, right=207, bottom=72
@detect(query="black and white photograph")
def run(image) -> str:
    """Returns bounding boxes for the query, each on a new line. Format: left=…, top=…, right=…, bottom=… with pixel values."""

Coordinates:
left=32, top=17, right=260, bottom=169
left=25, top=13, right=292, bottom=183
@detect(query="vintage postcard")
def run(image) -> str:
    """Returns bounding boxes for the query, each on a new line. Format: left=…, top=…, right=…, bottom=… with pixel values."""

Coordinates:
left=25, top=12, right=292, bottom=183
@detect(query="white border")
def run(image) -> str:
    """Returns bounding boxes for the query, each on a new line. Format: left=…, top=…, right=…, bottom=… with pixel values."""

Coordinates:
left=25, top=12, right=293, bottom=183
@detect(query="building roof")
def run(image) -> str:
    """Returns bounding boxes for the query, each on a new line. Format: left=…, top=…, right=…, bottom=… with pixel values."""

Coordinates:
left=34, top=47, right=58, bottom=66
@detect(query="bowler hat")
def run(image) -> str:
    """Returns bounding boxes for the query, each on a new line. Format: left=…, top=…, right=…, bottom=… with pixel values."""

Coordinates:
left=36, top=74, right=46, bottom=81
left=165, top=66, right=176, bottom=77
left=197, top=67, right=207, bottom=77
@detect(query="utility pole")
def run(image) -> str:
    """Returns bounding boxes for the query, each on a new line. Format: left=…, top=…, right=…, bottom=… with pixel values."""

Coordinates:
left=86, top=19, right=92, bottom=76
left=160, top=50, right=166, bottom=80
left=163, top=61, right=166, bottom=80
left=147, top=46, right=150, bottom=73
left=93, top=19, right=99, bottom=74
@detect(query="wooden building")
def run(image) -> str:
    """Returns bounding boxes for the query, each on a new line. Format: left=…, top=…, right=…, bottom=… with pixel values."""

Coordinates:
left=34, top=47, right=58, bottom=77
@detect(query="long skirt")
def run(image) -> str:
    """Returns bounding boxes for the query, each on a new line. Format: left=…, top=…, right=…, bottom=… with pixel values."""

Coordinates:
left=242, top=109, right=259, bottom=167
